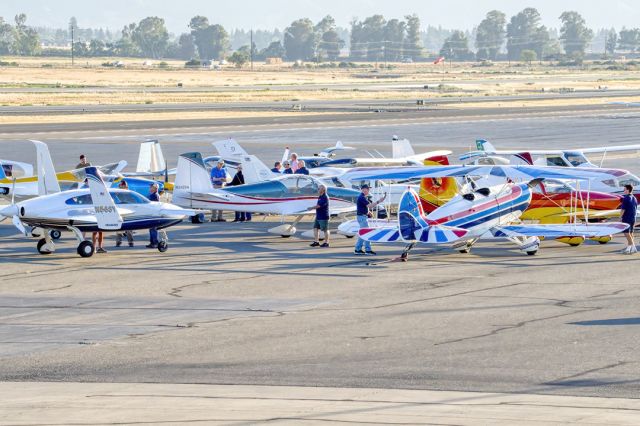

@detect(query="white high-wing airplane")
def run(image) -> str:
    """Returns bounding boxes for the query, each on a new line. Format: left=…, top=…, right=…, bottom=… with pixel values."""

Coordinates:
left=172, top=152, right=359, bottom=236
left=462, top=139, right=640, bottom=169
left=0, top=162, right=195, bottom=257
left=341, top=165, right=630, bottom=260
left=461, top=140, right=640, bottom=196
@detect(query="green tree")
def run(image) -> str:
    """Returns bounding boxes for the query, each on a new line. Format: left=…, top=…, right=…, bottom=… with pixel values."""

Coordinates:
left=131, top=16, right=169, bottom=58
left=475, top=10, right=506, bottom=60
left=284, top=18, right=315, bottom=60
left=260, top=40, right=285, bottom=59
left=176, top=33, right=196, bottom=60
left=520, top=49, right=537, bottom=64
left=404, top=14, right=423, bottom=60
left=559, top=11, right=593, bottom=57
left=507, top=8, right=547, bottom=61
left=439, top=30, right=473, bottom=60
left=228, top=46, right=250, bottom=68
left=618, top=28, right=639, bottom=52
left=73, top=41, right=89, bottom=57
left=383, top=18, right=405, bottom=61
left=350, top=19, right=365, bottom=59
left=315, top=15, right=344, bottom=61
left=89, top=39, right=106, bottom=56
left=0, top=17, right=13, bottom=54
left=13, top=14, right=40, bottom=55
left=605, top=28, right=617, bottom=56
left=117, top=22, right=139, bottom=56
left=361, top=14, right=386, bottom=60
left=189, top=16, right=229, bottom=61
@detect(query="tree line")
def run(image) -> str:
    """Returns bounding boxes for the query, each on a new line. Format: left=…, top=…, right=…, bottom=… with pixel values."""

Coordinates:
left=2, top=9, right=640, bottom=64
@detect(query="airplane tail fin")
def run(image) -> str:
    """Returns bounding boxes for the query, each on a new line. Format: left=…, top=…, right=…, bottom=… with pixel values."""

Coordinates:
left=136, top=140, right=166, bottom=174
left=476, top=139, right=496, bottom=152
left=398, top=189, right=467, bottom=243
left=84, top=167, right=122, bottom=230
left=213, top=139, right=249, bottom=158
left=392, top=138, right=415, bottom=159
left=239, top=154, right=277, bottom=183
left=31, top=140, right=61, bottom=196
left=174, top=153, right=214, bottom=197
left=419, top=155, right=458, bottom=213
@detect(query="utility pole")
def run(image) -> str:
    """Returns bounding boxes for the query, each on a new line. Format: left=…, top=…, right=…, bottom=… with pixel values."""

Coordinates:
left=250, top=29, right=254, bottom=71
left=71, top=24, right=75, bottom=66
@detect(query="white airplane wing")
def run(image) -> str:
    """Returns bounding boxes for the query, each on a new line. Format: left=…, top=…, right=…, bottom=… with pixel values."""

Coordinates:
left=492, top=223, right=629, bottom=239
left=581, top=144, right=640, bottom=154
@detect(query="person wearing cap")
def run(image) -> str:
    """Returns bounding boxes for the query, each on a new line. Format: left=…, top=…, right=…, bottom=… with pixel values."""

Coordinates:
left=282, top=161, right=293, bottom=174
left=115, top=180, right=134, bottom=247
left=295, top=160, right=309, bottom=175
left=271, top=161, right=282, bottom=174
left=147, top=183, right=160, bottom=248
left=210, top=160, right=228, bottom=222
left=354, top=184, right=386, bottom=255
left=76, top=155, right=91, bottom=169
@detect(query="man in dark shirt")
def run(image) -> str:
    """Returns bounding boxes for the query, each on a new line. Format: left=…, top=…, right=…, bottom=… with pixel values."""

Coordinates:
left=295, top=160, right=310, bottom=175
left=310, top=185, right=330, bottom=247
left=620, top=184, right=638, bottom=254
left=230, top=165, right=251, bottom=222
left=354, top=184, right=386, bottom=255
left=282, top=161, right=293, bottom=174
left=147, top=183, right=160, bottom=248
left=271, top=162, right=282, bottom=174
left=75, top=154, right=91, bottom=169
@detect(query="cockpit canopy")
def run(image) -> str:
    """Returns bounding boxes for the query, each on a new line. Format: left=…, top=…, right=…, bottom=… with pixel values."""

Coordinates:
left=65, top=191, right=150, bottom=205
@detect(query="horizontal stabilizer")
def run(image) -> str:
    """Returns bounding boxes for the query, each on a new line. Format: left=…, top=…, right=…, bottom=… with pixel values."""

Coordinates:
left=358, top=227, right=402, bottom=242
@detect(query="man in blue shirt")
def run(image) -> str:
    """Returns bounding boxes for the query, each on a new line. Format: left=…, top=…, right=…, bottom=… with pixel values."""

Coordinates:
left=620, top=184, right=638, bottom=254
left=310, top=185, right=330, bottom=247
left=209, top=160, right=227, bottom=222
left=282, top=161, right=293, bottom=174
left=147, top=183, right=160, bottom=248
left=354, top=184, right=386, bottom=255
left=295, top=160, right=310, bottom=175
left=271, top=161, right=282, bottom=174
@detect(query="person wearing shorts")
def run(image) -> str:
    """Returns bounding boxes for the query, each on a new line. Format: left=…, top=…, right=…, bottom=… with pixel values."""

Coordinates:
left=620, top=184, right=638, bottom=254
left=310, top=185, right=330, bottom=248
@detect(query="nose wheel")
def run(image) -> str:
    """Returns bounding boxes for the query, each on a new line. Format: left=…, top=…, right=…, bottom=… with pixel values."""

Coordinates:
left=157, top=230, right=169, bottom=252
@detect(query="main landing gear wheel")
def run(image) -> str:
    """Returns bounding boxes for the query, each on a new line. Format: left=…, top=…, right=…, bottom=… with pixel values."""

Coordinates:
left=77, top=241, right=94, bottom=258
left=37, top=238, right=52, bottom=255
left=526, top=250, right=538, bottom=256
left=191, top=213, right=205, bottom=224
left=49, top=230, right=62, bottom=240
left=459, top=248, right=471, bottom=254
left=345, top=235, right=354, bottom=239
left=157, top=241, right=168, bottom=252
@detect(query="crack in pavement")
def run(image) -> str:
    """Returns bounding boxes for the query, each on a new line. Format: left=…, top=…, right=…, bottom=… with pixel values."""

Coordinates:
left=168, top=275, right=264, bottom=298
left=544, top=361, right=632, bottom=385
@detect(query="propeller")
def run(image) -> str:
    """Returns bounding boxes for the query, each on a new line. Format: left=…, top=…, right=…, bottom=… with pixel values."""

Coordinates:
left=12, top=214, right=25, bottom=235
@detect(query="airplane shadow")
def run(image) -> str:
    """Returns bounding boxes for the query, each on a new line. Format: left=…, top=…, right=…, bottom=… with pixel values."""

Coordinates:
left=568, top=317, right=640, bottom=326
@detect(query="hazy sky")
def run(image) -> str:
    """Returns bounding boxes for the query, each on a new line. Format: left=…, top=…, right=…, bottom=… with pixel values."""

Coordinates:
left=1, top=0, right=638, bottom=33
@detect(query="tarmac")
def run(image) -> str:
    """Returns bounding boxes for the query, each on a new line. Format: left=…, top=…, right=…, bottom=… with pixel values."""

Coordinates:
left=1, top=105, right=640, bottom=423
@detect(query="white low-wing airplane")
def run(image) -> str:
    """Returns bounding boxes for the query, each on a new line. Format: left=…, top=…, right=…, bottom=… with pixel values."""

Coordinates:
left=172, top=152, right=359, bottom=236
left=0, top=165, right=195, bottom=257
left=341, top=165, right=630, bottom=259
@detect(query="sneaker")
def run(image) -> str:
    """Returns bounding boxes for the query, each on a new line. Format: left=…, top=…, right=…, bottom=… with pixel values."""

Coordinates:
left=354, top=250, right=366, bottom=255
left=115, top=241, right=122, bottom=247
left=310, top=241, right=320, bottom=247
left=365, top=250, right=377, bottom=256
left=96, top=247, right=107, bottom=254
left=146, top=244, right=158, bottom=249
left=321, top=243, right=330, bottom=248
left=128, top=242, right=134, bottom=247
left=622, top=246, right=632, bottom=254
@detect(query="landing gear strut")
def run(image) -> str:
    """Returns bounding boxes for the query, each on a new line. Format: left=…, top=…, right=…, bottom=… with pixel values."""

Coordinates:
left=398, top=243, right=416, bottom=262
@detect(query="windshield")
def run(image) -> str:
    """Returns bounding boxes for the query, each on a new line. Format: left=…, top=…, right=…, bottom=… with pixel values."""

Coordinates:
left=540, top=179, right=573, bottom=194
left=564, top=152, right=589, bottom=167
left=280, top=175, right=319, bottom=195
left=618, top=174, right=640, bottom=188
left=111, top=191, right=150, bottom=204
